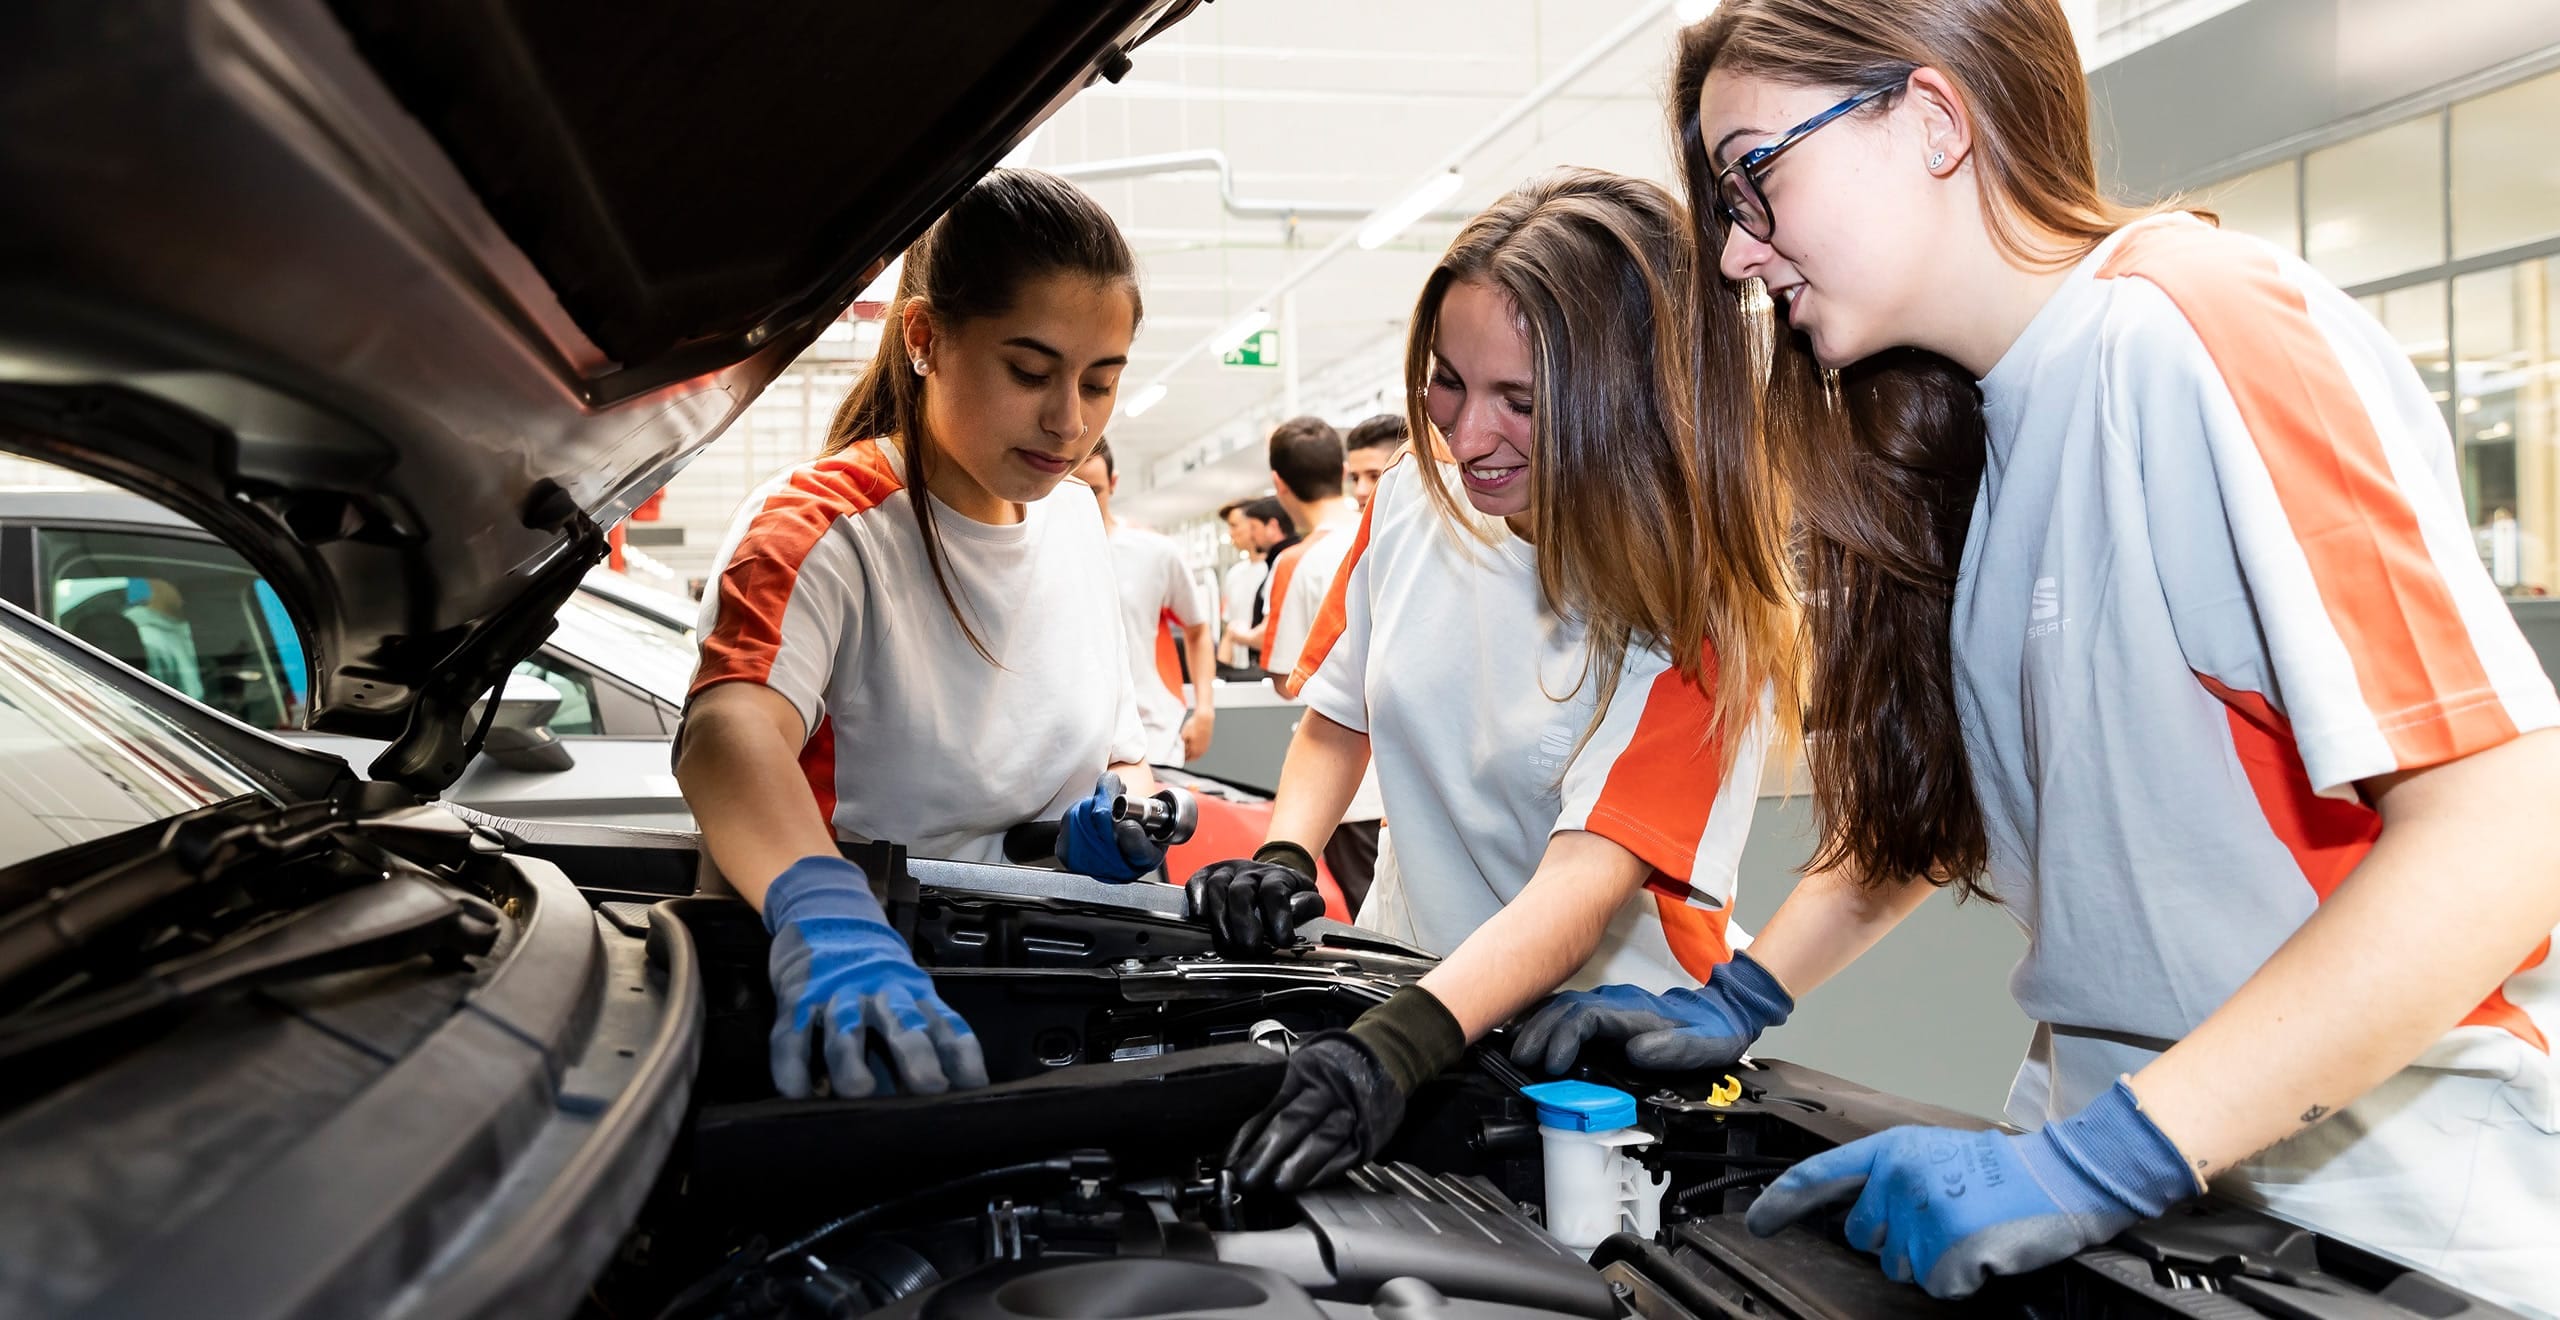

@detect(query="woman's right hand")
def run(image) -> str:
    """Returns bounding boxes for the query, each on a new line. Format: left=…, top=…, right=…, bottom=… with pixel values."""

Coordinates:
left=1185, top=841, right=1326, bottom=955
left=1508, top=949, right=1794, bottom=1076
left=764, top=855, right=988, bottom=1098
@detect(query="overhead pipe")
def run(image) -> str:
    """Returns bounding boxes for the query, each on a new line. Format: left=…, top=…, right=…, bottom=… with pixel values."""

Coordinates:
left=1052, top=149, right=1475, bottom=224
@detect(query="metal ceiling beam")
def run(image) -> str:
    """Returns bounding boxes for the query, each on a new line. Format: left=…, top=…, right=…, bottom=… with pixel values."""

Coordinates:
left=1053, top=148, right=1477, bottom=223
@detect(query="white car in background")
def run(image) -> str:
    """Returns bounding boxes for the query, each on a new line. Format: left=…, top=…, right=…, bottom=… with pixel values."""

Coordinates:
left=0, top=491, right=702, bottom=828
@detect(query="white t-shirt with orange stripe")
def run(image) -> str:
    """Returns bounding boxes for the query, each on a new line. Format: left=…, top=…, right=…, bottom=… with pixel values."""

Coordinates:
left=1962, top=215, right=2560, bottom=1289
left=690, top=438, right=1148, bottom=864
left=1292, top=461, right=1770, bottom=993
left=1105, top=524, right=1211, bottom=764
left=1265, top=505, right=1362, bottom=679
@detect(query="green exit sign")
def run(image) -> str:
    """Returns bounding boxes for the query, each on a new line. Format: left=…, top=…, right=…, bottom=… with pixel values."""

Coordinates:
left=1221, top=329, right=1281, bottom=368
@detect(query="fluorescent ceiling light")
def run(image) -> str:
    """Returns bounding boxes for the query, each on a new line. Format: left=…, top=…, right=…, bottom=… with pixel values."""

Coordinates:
left=1358, top=171, right=1465, bottom=250
left=1675, top=0, right=1717, bottom=22
left=1125, top=383, right=1169, bottom=417
left=1209, top=307, right=1271, bottom=356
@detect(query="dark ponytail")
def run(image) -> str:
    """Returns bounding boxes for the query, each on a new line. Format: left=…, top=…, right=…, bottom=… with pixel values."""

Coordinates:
left=826, top=169, right=1141, bottom=661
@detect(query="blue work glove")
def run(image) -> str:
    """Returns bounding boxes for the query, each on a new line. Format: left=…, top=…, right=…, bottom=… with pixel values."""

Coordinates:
left=1509, top=950, right=1793, bottom=1076
left=764, top=855, right=988, bottom=1099
left=1746, top=1079, right=2201, bottom=1299
left=1055, top=772, right=1165, bottom=882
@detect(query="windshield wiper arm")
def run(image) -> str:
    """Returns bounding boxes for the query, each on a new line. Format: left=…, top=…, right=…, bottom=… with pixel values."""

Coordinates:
left=0, top=872, right=499, bottom=1065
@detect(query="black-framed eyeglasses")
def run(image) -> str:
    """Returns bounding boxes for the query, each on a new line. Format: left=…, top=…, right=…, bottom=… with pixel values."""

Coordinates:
left=1712, top=84, right=1894, bottom=245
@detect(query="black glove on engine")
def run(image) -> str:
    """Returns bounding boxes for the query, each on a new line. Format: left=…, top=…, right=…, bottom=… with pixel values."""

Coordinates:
left=1227, top=985, right=1464, bottom=1192
left=1185, top=841, right=1326, bottom=956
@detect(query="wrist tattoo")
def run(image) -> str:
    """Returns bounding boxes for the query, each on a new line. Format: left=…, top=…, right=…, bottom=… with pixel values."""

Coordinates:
left=2299, top=1104, right=2330, bottom=1125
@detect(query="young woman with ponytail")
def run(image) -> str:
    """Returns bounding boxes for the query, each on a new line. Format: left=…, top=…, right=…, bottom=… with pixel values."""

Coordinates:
left=676, top=170, right=1168, bottom=1103
left=1520, top=2, right=2560, bottom=1306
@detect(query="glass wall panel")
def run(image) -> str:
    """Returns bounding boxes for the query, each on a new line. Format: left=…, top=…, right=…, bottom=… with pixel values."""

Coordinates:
left=2454, top=259, right=2560, bottom=594
left=2199, top=160, right=2300, bottom=255
left=2451, top=69, right=2560, bottom=259
left=2306, top=115, right=2446, bottom=287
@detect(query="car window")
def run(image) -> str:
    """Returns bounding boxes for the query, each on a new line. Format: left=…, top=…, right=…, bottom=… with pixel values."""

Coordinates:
left=0, top=616, right=261, bottom=874
left=548, top=591, right=697, bottom=711
left=512, top=655, right=600, bottom=736
left=36, top=527, right=307, bottom=731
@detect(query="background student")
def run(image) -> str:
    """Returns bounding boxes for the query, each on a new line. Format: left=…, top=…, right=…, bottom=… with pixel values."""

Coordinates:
left=1073, top=438, right=1217, bottom=763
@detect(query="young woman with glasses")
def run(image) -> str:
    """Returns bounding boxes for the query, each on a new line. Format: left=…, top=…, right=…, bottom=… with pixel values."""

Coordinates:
left=1517, top=0, right=2560, bottom=1307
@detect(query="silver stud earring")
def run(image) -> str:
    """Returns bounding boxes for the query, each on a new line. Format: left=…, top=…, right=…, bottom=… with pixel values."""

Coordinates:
left=912, top=356, right=928, bottom=376
left=1930, top=151, right=1947, bottom=170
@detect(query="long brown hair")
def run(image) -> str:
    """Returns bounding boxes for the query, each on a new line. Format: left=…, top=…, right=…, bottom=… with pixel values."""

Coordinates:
left=825, top=169, right=1140, bottom=661
left=1671, top=0, right=2162, bottom=896
left=1404, top=167, right=1799, bottom=780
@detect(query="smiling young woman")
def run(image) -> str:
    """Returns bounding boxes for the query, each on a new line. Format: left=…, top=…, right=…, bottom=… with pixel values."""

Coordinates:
left=1521, top=1, right=2560, bottom=1308
left=1202, top=167, right=1801, bottom=1195
left=674, top=170, right=1175, bottom=1105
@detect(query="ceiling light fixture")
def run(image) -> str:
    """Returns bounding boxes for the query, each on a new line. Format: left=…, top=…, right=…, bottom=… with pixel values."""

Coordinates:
left=1209, top=307, right=1272, bottom=356
left=1675, top=0, right=1717, bottom=22
left=1357, top=170, right=1466, bottom=250
left=1124, top=383, right=1169, bottom=417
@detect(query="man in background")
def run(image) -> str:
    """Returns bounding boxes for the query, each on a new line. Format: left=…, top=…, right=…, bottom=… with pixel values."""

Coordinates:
left=1073, top=440, right=1217, bottom=763
left=1259, top=416, right=1384, bottom=911
left=1260, top=416, right=1356, bottom=687
left=1342, top=413, right=1408, bottom=510
left=1212, top=498, right=1273, bottom=673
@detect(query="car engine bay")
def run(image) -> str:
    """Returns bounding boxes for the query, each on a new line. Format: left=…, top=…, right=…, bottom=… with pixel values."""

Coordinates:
left=546, top=839, right=2529, bottom=1320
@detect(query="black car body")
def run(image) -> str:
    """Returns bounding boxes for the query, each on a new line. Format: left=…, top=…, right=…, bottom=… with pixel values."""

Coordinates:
left=0, top=3, right=2531, bottom=1319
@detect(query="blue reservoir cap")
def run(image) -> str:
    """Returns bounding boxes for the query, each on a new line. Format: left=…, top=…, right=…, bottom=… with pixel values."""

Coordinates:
left=1521, top=1079, right=1638, bottom=1133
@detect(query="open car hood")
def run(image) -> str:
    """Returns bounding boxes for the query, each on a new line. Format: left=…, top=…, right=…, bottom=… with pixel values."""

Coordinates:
left=0, top=0, right=1198, bottom=792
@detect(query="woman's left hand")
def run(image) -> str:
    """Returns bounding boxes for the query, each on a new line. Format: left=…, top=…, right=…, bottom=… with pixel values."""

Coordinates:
left=1056, top=772, right=1165, bottom=881
left=1745, top=1079, right=2199, bottom=1299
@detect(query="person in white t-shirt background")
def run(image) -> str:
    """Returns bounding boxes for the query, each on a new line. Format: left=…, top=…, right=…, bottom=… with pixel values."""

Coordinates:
left=1206, top=168, right=1800, bottom=1195
left=1257, top=416, right=1387, bottom=908
left=1259, top=415, right=1359, bottom=686
left=1512, top=2, right=2560, bottom=1308
left=678, top=170, right=1170, bottom=1104
left=1071, top=438, right=1217, bottom=763
left=1216, top=497, right=1292, bottom=675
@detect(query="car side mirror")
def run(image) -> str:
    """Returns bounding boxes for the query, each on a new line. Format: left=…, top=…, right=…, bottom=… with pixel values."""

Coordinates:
left=467, top=672, right=576, bottom=774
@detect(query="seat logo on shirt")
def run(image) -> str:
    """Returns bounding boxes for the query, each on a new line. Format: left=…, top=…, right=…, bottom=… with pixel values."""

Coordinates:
left=1532, top=724, right=1576, bottom=775
left=2029, top=576, right=2067, bottom=639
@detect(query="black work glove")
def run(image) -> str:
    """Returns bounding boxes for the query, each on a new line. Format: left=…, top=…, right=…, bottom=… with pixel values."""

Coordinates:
left=1228, top=985, right=1463, bottom=1193
left=1185, top=841, right=1326, bottom=956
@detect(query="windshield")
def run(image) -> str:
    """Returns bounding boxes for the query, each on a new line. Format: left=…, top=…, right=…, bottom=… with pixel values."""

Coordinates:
left=0, top=613, right=260, bottom=871
left=546, top=592, right=699, bottom=709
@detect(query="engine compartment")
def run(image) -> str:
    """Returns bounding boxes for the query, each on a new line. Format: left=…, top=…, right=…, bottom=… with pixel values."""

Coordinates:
left=553, top=847, right=2531, bottom=1320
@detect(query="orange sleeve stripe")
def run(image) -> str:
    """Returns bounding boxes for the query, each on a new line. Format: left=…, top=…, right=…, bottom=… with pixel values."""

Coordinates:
left=799, top=713, right=839, bottom=822
left=1285, top=501, right=1378, bottom=699
left=1652, top=895, right=1732, bottom=983
left=1583, top=661, right=1726, bottom=884
left=2198, top=672, right=2547, bottom=1053
left=690, top=445, right=902, bottom=699
left=2099, top=227, right=2516, bottom=769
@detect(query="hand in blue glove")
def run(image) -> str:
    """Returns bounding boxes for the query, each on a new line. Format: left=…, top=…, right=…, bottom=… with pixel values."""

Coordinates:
left=1745, top=1079, right=2201, bottom=1299
left=1508, top=949, right=1793, bottom=1076
left=1056, top=771, right=1165, bottom=882
left=764, top=855, right=988, bottom=1099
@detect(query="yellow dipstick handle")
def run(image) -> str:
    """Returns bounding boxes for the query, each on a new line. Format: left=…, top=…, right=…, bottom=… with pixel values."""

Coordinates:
left=1706, top=1075, right=1743, bottom=1107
